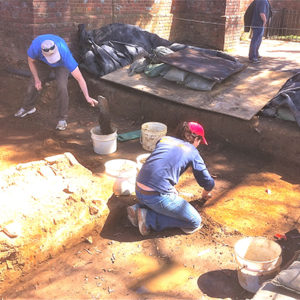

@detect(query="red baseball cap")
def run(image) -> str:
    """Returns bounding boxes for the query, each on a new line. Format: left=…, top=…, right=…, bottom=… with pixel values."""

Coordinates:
left=188, top=122, right=208, bottom=145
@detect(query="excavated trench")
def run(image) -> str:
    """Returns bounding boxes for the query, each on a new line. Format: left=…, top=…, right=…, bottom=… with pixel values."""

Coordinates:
left=0, top=40, right=300, bottom=297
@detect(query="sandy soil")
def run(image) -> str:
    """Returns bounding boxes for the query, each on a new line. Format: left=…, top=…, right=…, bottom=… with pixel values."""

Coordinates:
left=0, top=69, right=299, bottom=300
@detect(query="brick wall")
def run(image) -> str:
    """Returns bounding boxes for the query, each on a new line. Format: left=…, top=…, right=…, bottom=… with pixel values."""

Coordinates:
left=270, top=0, right=300, bottom=10
left=0, top=0, right=174, bottom=64
left=170, top=0, right=227, bottom=49
left=0, top=0, right=230, bottom=65
left=0, top=0, right=34, bottom=64
left=0, top=0, right=297, bottom=66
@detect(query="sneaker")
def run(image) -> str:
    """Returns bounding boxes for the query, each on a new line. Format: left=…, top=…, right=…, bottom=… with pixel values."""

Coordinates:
left=137, top=208, right=150, bottom=236
left=181, top=224, right=203, bottom=234
left=14, top=107, right=36, bottom=118
left=127, top=204, right=139, bottom=227
left=249, top=59, right=260, bottom=64
left=56, top=120, right=67, bottom=131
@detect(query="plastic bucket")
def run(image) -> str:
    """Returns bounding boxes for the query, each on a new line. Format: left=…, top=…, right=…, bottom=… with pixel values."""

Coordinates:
left=140, top=122, right=167, bottom=152
left=90, top=126, right=117, bottom=155
left=234, top=237, right=282, bottom=293
left=104, top=159, right=137, bottom=195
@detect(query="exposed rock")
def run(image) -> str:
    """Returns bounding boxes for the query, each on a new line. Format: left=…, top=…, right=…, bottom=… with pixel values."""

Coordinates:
left=0, top=152, right=114, bottom=294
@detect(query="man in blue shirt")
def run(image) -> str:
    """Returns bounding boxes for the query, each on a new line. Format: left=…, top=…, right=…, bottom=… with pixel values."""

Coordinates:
left=127, top=121, right=215, bottom=236
left=249, top=0, right=271, bottom=63
left=14, top=34, right=98, bottom=130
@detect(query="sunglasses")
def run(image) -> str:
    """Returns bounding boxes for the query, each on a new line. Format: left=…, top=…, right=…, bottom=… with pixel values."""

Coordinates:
left=42, top=45, right=55, bottom=52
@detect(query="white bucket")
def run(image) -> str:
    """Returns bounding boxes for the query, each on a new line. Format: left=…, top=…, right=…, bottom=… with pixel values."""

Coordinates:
left=90, top=126, right=117, bottom=155
left=104, top=159, right=137, bottom=196
left=234, top=237, right=282, bottom=293
left=140, top=122, right=167, bottom=152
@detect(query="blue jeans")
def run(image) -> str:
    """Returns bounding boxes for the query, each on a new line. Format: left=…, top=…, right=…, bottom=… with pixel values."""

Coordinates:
left=135, top=189, right=202, bottom=232
left=249, top=27, right=265, bottom=60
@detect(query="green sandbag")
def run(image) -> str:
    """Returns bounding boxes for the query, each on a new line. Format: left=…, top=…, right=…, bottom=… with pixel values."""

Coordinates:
left=184, top=73, right=217, bottom=91
left=117, top=130, right=141, bottom=142
left=277, top=107, right=296, bottom=122
left=144, top=63, right=170, bottom=78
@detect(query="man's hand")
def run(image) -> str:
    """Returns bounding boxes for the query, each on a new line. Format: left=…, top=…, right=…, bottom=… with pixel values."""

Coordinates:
left=28, top=57, right=42, bottom=91
left=202, top=189, right=212, bottom=200
left=260, top=12, right=267, bottom=27
left=35, top=79, right=42, bottom=91
left=86, top=97, right=98, bottom=107
left=71, top=67, right=99, bottom=108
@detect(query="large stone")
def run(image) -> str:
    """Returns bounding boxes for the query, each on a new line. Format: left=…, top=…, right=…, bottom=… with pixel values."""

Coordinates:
left=0, top=153, right=114, bottom=293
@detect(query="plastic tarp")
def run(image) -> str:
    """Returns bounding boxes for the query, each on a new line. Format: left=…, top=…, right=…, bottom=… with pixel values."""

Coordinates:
left=159, top=47, right=245, bottom=83
left=78, top=23, right=171, bottom=77
left=262, top=72, right=300, bottom=127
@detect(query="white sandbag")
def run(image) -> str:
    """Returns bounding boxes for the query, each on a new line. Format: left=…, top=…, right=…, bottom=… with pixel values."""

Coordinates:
left=163, top=67, right=188, bottom=83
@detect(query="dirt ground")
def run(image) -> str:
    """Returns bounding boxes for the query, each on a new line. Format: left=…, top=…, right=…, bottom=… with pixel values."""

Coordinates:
left=0, top=48, right=299, bottom=300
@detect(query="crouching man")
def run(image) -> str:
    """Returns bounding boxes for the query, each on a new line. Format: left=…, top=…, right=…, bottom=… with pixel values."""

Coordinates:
left=127, top=121, right=215, bottom=236
left=15, top=34, right=98, bottom=130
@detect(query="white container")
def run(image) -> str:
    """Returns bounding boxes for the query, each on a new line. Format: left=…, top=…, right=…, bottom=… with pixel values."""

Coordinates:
left=234, top=237, right=282, bottom=293
left=104, top=159, right=138, bottom=196
left=140, top=122, right=167, bottom=152
left=90, top=126, right=117, bottom=155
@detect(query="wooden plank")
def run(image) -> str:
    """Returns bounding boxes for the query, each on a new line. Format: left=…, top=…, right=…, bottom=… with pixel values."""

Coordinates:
left=101, top=65, right=292, bottom=120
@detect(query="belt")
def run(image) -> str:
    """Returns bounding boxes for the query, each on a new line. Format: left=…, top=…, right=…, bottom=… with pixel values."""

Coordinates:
left=136, top=185, right=160, bottom=196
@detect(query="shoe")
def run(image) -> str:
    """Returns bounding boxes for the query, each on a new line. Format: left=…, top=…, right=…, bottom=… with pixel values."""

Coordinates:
left=137, top=208, right=150, bottom=236
left=249, top=59, right=260, bottom=64
left=127, top=204, right=139, bottom=227
left=14, top=107, right=36, bottom=118
left=56, top=120, right=67, bottom=131
left=181, top=224, right=203, bottom=234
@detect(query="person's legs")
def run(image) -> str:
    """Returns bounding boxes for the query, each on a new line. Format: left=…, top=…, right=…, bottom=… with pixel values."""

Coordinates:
left=249, top=27, right=264, bottom=61
left=21, top=62, right=51, bottom=111
left=55, top=67, right=70, bottom=122
left=255, top=28, right=265, bottom=58
left=136, top=190, right=202, bottom=233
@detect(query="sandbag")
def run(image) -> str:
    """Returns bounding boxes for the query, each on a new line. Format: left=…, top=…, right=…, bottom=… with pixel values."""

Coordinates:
left=272, top=260, right=300, bottom=294
left=128, top=58, right=149, bottom=76
left=184, top=73, right=217, bottom=91
left=163, top=67, right=188, bottom=83
left=144, top=63, right=170, bottom=78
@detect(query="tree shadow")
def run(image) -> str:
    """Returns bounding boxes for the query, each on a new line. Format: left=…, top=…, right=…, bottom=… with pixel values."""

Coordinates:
left=197, top=269, right=253, bottom=300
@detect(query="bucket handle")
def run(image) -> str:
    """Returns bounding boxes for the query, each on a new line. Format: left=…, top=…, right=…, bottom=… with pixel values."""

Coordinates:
left=139, top=133, right=143, bottom=145
left=234, top=254, right=273, bottom=274
left=237, top=265, right=273, bottom=274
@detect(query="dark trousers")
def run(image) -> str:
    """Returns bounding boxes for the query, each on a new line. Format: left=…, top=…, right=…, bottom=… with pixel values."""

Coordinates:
left=249, top=27, right=265, bottom=60
left=23, top=61, right=70, bottom=121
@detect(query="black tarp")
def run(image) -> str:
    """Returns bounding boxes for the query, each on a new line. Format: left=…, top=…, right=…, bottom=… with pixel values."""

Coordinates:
left=159, top=47, right=245, bottom=83
left=262, top=72, right=300, bottom=127
left=78, top=23, right=171, bottom=77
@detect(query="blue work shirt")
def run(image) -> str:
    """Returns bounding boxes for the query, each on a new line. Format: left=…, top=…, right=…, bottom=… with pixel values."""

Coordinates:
left=27, top=34, right=78, bottom=72
left=251, top=0, right=270, bottom=28
left=137, top=136, right=215, bottom=194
